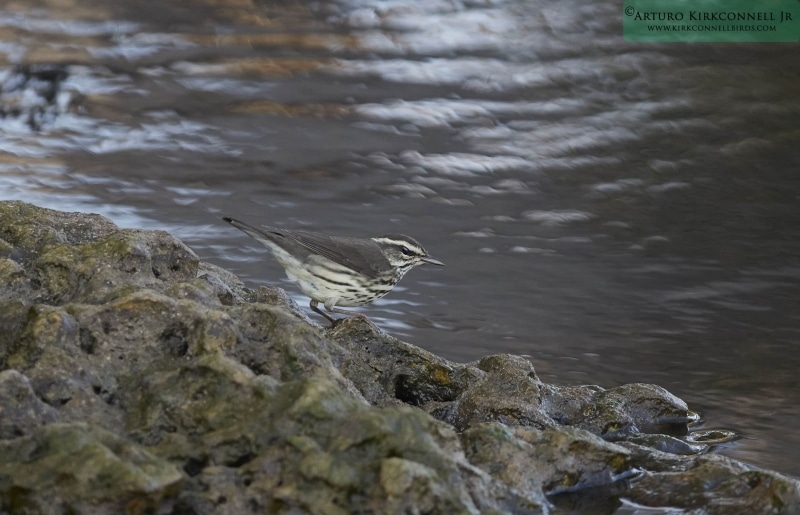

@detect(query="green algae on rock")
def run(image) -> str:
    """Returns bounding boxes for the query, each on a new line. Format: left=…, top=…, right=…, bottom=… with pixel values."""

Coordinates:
left=0, top=423, right=182, bottom=514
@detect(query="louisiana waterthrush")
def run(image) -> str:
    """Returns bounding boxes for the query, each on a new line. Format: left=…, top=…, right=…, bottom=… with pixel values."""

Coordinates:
left=223, top=217, right=444, bottom=330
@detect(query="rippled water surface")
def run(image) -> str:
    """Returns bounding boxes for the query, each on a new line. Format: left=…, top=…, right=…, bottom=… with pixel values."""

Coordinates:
left=2, top=0, right=799, bottom=482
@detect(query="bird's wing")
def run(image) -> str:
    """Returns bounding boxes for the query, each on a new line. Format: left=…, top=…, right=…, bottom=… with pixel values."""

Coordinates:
left=286, top=230, right=388, bottom=279
left=224, top=218, right=387, bottom=279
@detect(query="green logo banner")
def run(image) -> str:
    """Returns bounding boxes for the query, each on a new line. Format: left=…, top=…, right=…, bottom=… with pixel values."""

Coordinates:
left=623, top=0, right=800, bottom=42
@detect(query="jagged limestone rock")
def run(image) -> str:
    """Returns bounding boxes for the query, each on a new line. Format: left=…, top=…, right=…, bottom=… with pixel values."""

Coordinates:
left=0, top=422, right=182, bottom=514
left=0, top=369, right=59, bottom=438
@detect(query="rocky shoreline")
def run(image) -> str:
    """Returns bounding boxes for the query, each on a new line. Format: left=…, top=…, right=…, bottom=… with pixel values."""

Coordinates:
left=1, top=200, right=797, bottom=514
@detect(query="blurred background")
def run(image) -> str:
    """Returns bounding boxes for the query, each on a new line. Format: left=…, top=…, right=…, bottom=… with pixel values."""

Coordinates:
left=1, top=0, right=799, bottom=478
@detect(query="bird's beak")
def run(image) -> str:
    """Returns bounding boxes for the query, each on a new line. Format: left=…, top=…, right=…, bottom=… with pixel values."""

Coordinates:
left=421, top=256, right=445, bottom=266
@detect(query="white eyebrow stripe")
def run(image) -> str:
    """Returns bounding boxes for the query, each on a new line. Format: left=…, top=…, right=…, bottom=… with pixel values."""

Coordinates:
left=371, top=237, right=426, bottom=254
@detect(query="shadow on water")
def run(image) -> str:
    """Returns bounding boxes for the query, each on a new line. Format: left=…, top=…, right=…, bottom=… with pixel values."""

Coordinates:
left=2, top=0, right=800, bottom=482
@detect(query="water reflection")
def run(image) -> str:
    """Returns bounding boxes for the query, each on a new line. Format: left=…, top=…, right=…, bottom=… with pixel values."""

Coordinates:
left=2, top=0, right=800, bottom=481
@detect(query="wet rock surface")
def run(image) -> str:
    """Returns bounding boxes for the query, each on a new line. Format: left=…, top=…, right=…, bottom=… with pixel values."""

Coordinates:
left=0, top=201, right=796, bottom=514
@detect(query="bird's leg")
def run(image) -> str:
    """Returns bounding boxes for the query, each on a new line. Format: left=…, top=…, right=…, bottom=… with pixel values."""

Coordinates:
left=323, top=299, right=380, bottom=333
left=310, top=299, right=337, bottom=325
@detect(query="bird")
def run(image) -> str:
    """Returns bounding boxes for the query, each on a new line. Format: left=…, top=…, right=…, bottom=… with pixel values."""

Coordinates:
left=223, top=217, right=444, bottom=331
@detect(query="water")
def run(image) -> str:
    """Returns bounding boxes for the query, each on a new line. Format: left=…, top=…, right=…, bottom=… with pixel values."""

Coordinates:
left=2, top=0, right=799, bottom=480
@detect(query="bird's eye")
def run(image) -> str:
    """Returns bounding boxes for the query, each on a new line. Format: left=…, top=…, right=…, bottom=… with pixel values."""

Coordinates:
left=400, top=246, right=413, bottom=256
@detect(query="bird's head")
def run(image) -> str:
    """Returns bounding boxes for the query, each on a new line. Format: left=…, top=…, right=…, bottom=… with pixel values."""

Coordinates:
left=372, top=234, right=444, bottom=277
